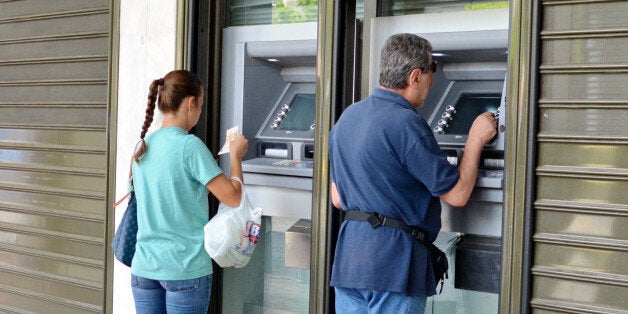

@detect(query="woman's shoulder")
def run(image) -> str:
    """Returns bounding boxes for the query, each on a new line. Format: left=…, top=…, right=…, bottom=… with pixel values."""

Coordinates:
left=182, top=134, right=212, bottom=154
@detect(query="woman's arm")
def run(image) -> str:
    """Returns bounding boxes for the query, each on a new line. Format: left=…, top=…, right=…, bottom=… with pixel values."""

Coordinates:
left=206, top=133, right=248, bottom=207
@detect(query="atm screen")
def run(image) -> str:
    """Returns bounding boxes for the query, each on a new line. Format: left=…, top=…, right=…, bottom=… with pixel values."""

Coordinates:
left=446, top=93, right=500, bottom=135
left=277, top=94, right=316, bottom=131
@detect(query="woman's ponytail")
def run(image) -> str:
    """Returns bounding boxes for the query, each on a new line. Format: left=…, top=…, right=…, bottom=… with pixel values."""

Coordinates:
left=133, top=78, right=161, bottom=163
left=131, top=70, right=202, bottom=163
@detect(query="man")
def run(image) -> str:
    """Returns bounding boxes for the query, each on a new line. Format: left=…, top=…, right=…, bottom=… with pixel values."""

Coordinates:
left=329, top=33, right=497, bottom=313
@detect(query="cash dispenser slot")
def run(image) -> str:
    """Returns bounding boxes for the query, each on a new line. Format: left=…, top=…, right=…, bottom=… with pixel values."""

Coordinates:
left=260, top=142, right=291, bottom=159
left=443, top=149, right=462, bottom=166
left=303, top=143, right=314, bottom=160
left=476, top=151, right=504, bottom=190
left=481, top=151, right=504, bottom=169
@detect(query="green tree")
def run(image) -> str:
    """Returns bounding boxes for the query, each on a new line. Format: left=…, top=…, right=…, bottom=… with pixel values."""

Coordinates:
left=273, top=1, right=305, bottom=24
left=272, top=0, right=318, bottom=24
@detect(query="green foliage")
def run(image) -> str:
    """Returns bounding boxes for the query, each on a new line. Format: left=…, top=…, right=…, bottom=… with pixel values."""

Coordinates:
left=272, top=0, right=318, bottom=24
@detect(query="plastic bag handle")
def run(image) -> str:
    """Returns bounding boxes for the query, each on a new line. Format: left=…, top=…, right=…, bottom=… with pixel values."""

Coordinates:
left=229, top=176, right=243, bottom=185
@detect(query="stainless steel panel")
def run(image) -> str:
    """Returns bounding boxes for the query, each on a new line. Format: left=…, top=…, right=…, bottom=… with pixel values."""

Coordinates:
left=543, top=1, right=628, bottom=31
left=0, top=0, right=109, bottom=18
left=0, top=289, right=101, bottom=313
left=0, top=208, right=103, bottom=238
left=0, top=128, right=106, bottom=147
left=534, top=0, right=628, bottom=313
left=0, top=12, right=110, bottom=41
left=0, top=60, right=109, bottom=81
left=531, top=310, right=563, bottom=314
left=0, top=168, right=105, bottom=193
left=0, top=106, right=108, bottom=127
left=539, top=108, right=627, bottom=136
left=540, top=73, right=628, bottom=99
left=2, top=189, right=104, bottom=215
left=0, top=1, right=113, bottom=311
left=0, top=148, right=107, bottom=169
left=0, top=267, right=102, bottom=306
left=542, top=37, right=628, bottom=65
left=441, top=200, right=503, bottom=237
left=0, top=37, right=109, bottom=61
left=535, top=210, right=628, bottom=240
left=0, top=248, right=103, bottom=283
left=537, top=143, right=628, bottom=169
left=533, top=242, right=627, bottom=275
left=0, top=227, right=103, bottom=259
left=536, top=176, right=627, bottom=205
left=532, top=276, right=628, bottom=310
left=0, top=84, right=108, bottom=103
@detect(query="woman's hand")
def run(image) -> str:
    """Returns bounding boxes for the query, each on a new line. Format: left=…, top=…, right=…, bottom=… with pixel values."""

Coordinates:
left=229, top=134, right=249, bottom=160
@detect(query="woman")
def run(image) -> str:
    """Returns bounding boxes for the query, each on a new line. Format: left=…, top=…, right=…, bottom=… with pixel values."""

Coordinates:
left=130, top=70, right=248, bottom=313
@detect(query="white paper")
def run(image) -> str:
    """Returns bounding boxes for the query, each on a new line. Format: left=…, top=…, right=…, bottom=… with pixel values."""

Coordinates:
left=218, top=126, right=239, bottom=155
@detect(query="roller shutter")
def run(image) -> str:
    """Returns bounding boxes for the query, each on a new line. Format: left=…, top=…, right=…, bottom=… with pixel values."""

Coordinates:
left=0, top=1, right=114, bottom=313
left=531, top=0, right=628, bottom=313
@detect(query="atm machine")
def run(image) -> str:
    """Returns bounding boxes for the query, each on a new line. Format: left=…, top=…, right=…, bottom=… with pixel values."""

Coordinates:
left=219, top=22, right=317, bottom=313
left=369, top=8, right=509, bottom=313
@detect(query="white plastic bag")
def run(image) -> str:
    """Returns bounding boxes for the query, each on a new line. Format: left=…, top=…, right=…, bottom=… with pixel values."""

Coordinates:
left=204, top=177, right=263, bottom=268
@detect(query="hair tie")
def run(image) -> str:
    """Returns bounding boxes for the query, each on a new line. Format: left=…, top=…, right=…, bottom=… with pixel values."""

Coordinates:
left=158, top=78, right=164, bottom=86
left=140, top=131, right=146, bottom=139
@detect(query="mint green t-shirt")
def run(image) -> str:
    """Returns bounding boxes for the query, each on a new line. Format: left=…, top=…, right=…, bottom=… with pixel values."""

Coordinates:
left=130, top=127, right=222, bottom=280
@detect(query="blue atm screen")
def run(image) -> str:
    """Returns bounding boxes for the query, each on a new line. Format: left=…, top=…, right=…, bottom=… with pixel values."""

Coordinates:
left=447, top=93, right=500, bottom=135
left=277, top=94, right=316, bottom=131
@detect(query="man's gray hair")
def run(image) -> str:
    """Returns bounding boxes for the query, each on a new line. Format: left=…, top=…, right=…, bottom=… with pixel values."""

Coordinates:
left=379, top=33, right=432, bottom=89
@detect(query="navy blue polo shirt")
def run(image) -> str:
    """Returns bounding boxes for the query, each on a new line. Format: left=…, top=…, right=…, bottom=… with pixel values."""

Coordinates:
left=329, top=88, right=459, bottom=296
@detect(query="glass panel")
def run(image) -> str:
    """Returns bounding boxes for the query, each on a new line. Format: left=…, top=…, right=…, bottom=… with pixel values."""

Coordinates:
left=221, top=216, right=309, bottom=313
left=229, top=0, right=318, bottom=26
left=425, top=232, right=499, bottom=314
left=220, top=18, right=315, bottom=312
left=229, top=0, right=511, bottom=25
left=543, top=1, right=628, bottom=31
left=378, top=0, right=509, bottom=16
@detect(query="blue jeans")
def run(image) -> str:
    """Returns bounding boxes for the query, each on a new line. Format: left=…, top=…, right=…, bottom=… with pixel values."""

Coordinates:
left=131, top=274, right=212, bottom=314
left=335, top=287, right=427, bottom=314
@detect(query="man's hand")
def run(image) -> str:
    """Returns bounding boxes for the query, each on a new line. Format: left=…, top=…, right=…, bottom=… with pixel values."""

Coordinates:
left=468, top=112, right=498, bottom=146
left=440, top=112, right=498, bottom=207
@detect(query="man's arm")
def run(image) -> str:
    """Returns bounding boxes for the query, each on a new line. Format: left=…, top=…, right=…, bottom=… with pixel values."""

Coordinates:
left=440, top=112, right=497, bottom=207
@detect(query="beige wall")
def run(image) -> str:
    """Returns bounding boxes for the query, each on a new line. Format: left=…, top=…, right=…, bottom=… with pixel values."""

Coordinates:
left=114, top=0, right=178, bottom=312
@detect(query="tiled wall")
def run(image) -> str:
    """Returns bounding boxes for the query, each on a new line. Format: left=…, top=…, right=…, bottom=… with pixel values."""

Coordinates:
left=114, top=1, right=177, bottom=312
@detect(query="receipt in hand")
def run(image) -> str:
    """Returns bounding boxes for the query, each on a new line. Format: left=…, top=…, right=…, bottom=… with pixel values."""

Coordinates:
left=218, top=126, right=239, bottom=155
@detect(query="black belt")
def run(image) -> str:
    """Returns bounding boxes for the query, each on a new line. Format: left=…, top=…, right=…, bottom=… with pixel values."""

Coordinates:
left=343, top=210, right=428, bottom=245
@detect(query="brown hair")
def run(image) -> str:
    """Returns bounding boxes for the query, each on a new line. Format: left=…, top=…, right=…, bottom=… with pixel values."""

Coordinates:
left=133, top=70, right=204, bottom=163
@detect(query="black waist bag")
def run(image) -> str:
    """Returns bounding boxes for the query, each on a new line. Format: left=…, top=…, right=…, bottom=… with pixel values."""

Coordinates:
left=343, top=210, right=449, bottom=293
left=427, top=242, right=448, bottom=293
